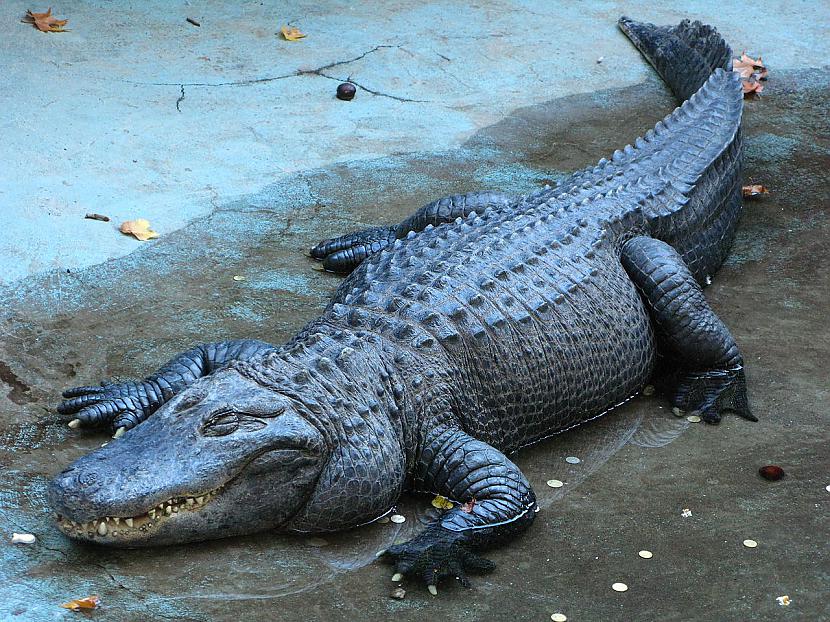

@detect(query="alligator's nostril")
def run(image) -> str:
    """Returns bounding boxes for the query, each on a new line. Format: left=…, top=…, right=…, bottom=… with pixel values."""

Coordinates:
left=60, top=467, right=76, bottom=475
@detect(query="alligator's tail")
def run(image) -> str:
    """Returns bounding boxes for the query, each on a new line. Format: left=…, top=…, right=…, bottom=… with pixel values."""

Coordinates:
left=618, top=16, right=732, bottom=102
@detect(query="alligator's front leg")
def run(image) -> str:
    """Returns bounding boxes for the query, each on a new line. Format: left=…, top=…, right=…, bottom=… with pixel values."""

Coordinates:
left=381, top=425, right=537, bottom=593
left=621, top=237, right=757, bottom=424
left=310, top=191, right=516, bottom=274
left=57, top=339, right=275, bottom=436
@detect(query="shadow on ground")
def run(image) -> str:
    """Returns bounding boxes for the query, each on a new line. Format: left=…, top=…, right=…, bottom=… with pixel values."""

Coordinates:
left=0, top=65, right=828, bottom=620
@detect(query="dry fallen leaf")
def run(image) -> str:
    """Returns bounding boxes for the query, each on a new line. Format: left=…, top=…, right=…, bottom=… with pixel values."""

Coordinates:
left=23, top=8, right=69, bottom=32
left=460, top=498, right=476, bottom=513
left=60, top=595, right=100, bottom=611
left=280, top=25, right=306, bottom=41
left=119, top=219, right=159, bottom=241
left=733, top=52, right=768, bottom=96
left=431, top=495, right=454, bottom=510
left=742, top=184, right=769, bottom=198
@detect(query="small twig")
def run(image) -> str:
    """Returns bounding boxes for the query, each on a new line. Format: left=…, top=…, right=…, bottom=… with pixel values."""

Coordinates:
left=186, top=17, right=201, bottom=27
left=85, top=213, right=110, bottom=222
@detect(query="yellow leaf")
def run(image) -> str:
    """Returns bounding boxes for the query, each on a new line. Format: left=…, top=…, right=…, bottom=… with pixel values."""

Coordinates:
left=60, top=595, right=100, bottom=610
left=280, top=25, right=306, bottom=41
left=119, top=219, right=159, bottom=241
left=431, top=495, right=454, bottom=510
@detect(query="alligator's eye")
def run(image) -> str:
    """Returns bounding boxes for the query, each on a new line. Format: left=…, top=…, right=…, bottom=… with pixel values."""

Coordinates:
left=201, top=406, right=286, bottom=437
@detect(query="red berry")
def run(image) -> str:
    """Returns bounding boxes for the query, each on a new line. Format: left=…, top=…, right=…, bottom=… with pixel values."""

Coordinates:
left=336, top=83, right=356, bottom=101
left=758, top=465, right=785, bottom=481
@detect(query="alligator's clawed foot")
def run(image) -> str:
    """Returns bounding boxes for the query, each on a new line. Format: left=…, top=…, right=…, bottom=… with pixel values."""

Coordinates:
left=57, top=380, right=153, bottom=435
left=672, top=366, right=756, bottom=425
left=309, top=225, right=397, bottom=274
left=379, top=526, right=495, bottom=593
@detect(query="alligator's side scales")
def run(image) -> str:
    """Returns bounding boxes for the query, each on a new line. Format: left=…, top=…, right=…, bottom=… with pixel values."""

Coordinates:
left=50, top=18, right=757, bottom=591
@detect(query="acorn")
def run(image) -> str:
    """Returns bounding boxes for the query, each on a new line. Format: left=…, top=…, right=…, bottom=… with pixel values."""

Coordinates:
left=336, top=82, right=356, bottom=101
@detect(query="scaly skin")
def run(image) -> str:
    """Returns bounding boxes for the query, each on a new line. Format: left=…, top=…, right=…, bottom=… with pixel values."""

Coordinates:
left=50, top=18, right=757, bottom=594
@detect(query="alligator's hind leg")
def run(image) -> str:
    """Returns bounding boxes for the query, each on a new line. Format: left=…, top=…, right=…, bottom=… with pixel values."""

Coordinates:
left=621, top=236, right=756, bottom=424
left=310, top=191, right=515, bottom=274
left=57, top=339, right=275, bottom=436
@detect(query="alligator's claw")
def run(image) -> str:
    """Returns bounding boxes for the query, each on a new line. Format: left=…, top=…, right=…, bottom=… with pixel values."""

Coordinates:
left=58, top=380, right=153, bottom=434
left=379, top=526, right=495, bottom=592
left=309, top=225, right=397, bottom=275
left=672, top=366, right=756, bottom=425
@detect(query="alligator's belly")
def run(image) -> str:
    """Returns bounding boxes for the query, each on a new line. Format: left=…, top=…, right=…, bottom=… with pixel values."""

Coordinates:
left=449, top=250, right=656, bottom=453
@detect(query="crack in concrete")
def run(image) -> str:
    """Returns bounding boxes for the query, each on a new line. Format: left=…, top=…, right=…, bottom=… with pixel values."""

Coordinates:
left=127, top=45, right=428, bottom=103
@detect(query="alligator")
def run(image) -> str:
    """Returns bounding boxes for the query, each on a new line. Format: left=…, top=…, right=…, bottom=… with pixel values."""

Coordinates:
left=50, top=17, right=756, bottom=593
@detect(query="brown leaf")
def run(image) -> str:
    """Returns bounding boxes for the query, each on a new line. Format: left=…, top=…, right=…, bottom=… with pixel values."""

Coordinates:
left=119, top=219, right=159, bottom=241
left=280, top=25, right=306, bottom=41
left=23, top=8, right=69, bottom=32
left=60, top=595, right=100, bottom=611
left=742, top=184, right=769, bottom=197
left=733, top=52, right=768, bottom=97
left=460, top=498, right=476, bottom=513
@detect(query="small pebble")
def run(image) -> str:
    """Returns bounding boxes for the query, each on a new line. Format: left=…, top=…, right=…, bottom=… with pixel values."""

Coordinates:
left=642, top=384, right=655, bottom=396
left=826, top=485, right=830, bottom=493
left=686, top=415, right=701, bottom=423
left=638, top=550, right=653, bottom=559
left=596, top=56, right=604, bottom=64
left=759, top=465, right=785, bottom=481
left=232, top=275, right=246, bottom=281
left=377, top=516, right=390, bottom=524
left=672, top=407, right=685, bottom=417
left=776, top=595, right=791, bottom=607
left=391, top=587, right=406, bottom=600
left=681, top=508, right=693, bottom=517
left=743, top=539, right=758, bottom=548
left=11, top=533, right=36, bottom=545
left=336, top=82, right=356, bottom=101
left=612, top=582, right=628, bottom=592
left=551, top=614, right=567, bottom=622
left=390, top=514, right=406, bottom=524
left=546, top=479, right=564, bottom=488
left=565, top=456, right=581, bottom=464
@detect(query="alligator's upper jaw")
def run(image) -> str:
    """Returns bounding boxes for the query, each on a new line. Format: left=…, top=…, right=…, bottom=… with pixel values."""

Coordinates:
left=54, top=484, right=225, bottom=544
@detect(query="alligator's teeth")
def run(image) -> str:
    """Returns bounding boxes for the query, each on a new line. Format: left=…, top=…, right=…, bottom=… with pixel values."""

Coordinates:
left=149, top=510, right=156, bottom=519
left=97, top=521, right=108, bottom=536
left=173, top=506, right=179, bottom=513
left=197, top=496, right=204, bottom=504
left=165, top=506, right=172, bottom=515
left=125, top=518, right=134, bottom=527
left=114, top=517, right=120, bottom=525
left=186, top=498, right=195, bottom=506
left=106, top=517, right=111, bottom=522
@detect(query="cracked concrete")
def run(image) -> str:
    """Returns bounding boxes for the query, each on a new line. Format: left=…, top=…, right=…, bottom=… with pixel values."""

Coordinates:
left=1, top=1, right=829, bottom=620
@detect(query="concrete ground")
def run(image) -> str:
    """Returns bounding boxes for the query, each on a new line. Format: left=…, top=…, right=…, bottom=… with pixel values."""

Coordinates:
left=1, top=1, right=828, bottom=620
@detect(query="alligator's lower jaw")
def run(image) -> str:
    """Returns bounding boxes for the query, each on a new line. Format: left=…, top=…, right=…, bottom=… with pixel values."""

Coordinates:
left=55, top=484, right=225, bottom=543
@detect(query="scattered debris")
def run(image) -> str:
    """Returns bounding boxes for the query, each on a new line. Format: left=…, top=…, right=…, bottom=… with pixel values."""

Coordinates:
left=742, top=184, right=769, bottom=198
left=431, top=495, right=454, bottom=510
left=611, top=582, right=628, bottom=592
left=391, top=587, right=406, bottom=599
left=84, top=213, right=110, bottom=222
left=186, top=17, right=201, bottom=27
left=672, top=407, right=685, bottom=417
left=638, top=550, right=653, bottom=559
left=119, top=219, right=159, bottom=241
left=686, top=415, right=701, bottom=423
left=336, top=82, right=357, bottom=101
left=776, top=595, right=791, bottom=607
left=826, top=485, right=830, bottom=493
left=681, top=508, right=693, bottom=518
left=596, top=56, right=604, bottom=64
left=389, top=514, right=406, bottom=524
left=460, top=498, right=476, bottom=513
left=23, top=8, right=68, bottom=32
left=280, top=25, right=306, bottom=41
left=565, top=456, right=581, bottom=464
left=60, top=595, right=100, bottom=611
left=232, top=275, right=246, bottom=282
left=733, top=53, right=768, bottom=95
left=551, top=614, right=568, bottom=622
left=11, top=533, right=36, bottom=544
left=546, top=479, right=564, bottom=488
left=759, top=465, right=785, bottom=481
left=743, top=539, right=758, bottom=548
left=641, top=384, right=655, bottom=396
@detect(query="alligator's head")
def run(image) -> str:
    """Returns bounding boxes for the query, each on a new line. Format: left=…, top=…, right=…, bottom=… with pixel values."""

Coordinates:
left=49, top=368, right=328, bottom=546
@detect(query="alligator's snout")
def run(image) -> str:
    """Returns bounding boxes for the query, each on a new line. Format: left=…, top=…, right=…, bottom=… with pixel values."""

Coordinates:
left=50, top=369, right=327, bottom=546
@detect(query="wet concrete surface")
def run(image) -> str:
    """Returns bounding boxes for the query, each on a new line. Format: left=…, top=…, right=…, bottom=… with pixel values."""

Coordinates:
left=2, top=11, right=829, bottom=622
